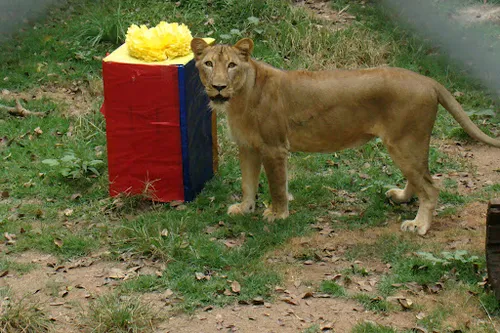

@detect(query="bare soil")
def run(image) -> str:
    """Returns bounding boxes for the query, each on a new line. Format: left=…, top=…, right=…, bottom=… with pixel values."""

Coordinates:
left=1, top=79, right=103, bottom=117
left=294, top=0, right=357, bottom=31
left=453, top=4, right=500, bottom=25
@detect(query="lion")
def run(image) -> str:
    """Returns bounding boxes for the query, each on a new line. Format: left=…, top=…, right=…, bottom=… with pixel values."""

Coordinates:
left=190, top=37, right=500, bottom=235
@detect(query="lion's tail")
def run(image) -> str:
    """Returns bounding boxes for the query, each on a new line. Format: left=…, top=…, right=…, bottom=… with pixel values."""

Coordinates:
left=435, top=82, right=500, bottom=148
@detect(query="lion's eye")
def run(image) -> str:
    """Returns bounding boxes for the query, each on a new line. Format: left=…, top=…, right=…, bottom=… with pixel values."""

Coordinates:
left=228, top=62, right=237, bottom=69
left=205, top=61, right=213, bottom=67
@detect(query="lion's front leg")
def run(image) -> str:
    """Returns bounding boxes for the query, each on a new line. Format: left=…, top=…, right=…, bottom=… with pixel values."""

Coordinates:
left=227, top=146, right=261, bottom=216
left=261, top=148, right=289, bottom=222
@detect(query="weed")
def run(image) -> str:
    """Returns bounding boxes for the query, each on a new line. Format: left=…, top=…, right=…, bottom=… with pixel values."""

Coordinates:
left=82, top=293, right=157, bottom=333
left=42, top=150, right=104, bottom=179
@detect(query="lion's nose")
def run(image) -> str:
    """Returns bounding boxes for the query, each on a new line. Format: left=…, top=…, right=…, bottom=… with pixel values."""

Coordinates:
left=212, top=85, right=227, bottom=92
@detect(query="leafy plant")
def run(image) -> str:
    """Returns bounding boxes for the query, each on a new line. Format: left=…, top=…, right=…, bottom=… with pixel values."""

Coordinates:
left=219, top=16, right=263, bottom=41
left=415, top=250, right=480, bottom=266
left=42, top=150, right=103, bottom=179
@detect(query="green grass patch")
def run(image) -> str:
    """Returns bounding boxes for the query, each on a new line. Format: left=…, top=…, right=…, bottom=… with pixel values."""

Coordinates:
left=302, top=325, right=321, bottom=333
left=81, top=293, right=157, bottom=333
left=0, top=296, right=52, bottom=333
left=353, top=294, right=391, bottom=313
left=320, top=280, right=347, bottom=297
left=351, top=322, right=400, bottom=333
left=0, top=257, right=35, bottom=275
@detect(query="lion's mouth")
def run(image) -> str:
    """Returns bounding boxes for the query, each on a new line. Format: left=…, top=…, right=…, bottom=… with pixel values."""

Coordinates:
left=209, top=95, right=230, bottom=103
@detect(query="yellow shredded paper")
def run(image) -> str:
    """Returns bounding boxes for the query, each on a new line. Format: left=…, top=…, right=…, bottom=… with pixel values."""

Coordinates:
left=125, top=21, right=193, bottom=62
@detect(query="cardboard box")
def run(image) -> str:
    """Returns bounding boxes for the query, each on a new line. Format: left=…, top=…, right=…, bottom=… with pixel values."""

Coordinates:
left=100, top=40, right=217, bottom=202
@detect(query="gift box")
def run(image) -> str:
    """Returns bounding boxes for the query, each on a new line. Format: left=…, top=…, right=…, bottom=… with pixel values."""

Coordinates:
left=101, top=39, right=217, bottom=202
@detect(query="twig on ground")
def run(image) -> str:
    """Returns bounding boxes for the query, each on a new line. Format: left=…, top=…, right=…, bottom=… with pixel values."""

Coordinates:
left=338, top=4, right=350, bottom=16
left=0, top=99, right=46, bottom=117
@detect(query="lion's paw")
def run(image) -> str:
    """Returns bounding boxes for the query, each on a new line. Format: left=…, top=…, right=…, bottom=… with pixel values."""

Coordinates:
left=227, top=202, right=254, bottom=216
left=385, top=188, right=411, bottom=204
left=263, top=207, right=289, bottom=222
left=401, top=219, right=429, bottom=236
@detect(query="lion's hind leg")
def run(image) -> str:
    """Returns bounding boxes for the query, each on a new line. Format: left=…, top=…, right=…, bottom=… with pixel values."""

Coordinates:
left=386, top=182, right=414, bottom=204
left=384, top=138, right=439, bottom=235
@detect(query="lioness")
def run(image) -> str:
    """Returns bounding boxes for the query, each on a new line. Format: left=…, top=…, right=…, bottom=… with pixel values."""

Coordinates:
left=191, top=37, right=500, bottom=235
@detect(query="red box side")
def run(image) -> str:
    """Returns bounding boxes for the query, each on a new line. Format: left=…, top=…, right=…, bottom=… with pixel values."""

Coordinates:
left=102, top=61, right=184, bottom=202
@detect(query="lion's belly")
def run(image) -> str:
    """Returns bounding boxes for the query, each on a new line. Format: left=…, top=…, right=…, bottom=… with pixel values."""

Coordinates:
left=288, top=121, right=375, bottom=153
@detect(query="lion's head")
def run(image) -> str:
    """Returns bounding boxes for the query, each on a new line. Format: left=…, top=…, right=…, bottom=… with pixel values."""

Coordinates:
left=191, top=38, right=254, bottom=108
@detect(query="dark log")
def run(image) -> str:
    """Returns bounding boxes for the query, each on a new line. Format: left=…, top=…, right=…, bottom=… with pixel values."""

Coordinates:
left=486, top=198, right=500, bottom=299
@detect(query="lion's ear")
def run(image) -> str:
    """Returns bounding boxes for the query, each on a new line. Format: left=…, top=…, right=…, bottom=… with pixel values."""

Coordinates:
left=191, top=38, right=209, bottom=60
left=234, top=38, right=254, bottom=60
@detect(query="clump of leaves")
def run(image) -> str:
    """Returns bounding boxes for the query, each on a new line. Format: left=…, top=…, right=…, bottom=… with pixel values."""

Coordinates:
left=42, top=150, right=103, bottom=179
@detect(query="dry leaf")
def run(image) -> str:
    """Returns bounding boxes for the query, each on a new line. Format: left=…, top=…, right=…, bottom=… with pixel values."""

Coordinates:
left=398, top=297, right=413, bottom=310
left=170, top=200, right=183, bottom=208
left=301, top=291, right=314, bottom=299
left=70, top=193, right=81, bottom=200
left=252, top=297, right=265, bottom=305
left=108, top=268, right=126, bottom=279
left=49, top=302, right=65, bottom=307
left=63, top=208, right=73, bottom=217
left=416, top=312, right=426, bottom=320
left=231, top=280, right=241, bottom=293
left=160, top=229, right=169, bottom=237
left=165, top=289, right=174, bottom=298
left=54, top=238, right=63, bottom=248
left=1, top=191, right=9, bottom=199
left=33, top=127, right=43, bottom=135
left=320, top=322, right=334, bottom=331
left=281, top=297, right=299, bottom=306
left=195, top=272, right=206, bottom=280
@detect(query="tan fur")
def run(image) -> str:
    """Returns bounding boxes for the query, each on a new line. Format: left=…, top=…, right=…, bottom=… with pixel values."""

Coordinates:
left=191, top=38, right=500, bottom=235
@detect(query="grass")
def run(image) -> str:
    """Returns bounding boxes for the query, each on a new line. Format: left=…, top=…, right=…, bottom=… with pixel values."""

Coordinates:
left=351, top=322, right=400, bottom=333
left=0, top=257, right=35, bottom=275
left=81, top=293, right=157, bottom=333
left=0, top=296, right=52, bottom=333
left=320, top=280, right=347, bottom=297
left=302, top=325, right=321, bottom=333
left=353, top=294, right=391, bottom=313
left=0, top=0, right=498, bottom=328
